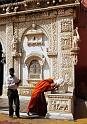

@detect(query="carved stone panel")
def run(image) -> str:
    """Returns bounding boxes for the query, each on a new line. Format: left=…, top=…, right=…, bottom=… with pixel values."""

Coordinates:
left=61, top=53, right=72, bottom=68
left=52, top=58, right=58, bottom=78
left=47, top=94, right=73, bottom=113
left=61, top=34, right=72, bottom=50
left=61, top=18, right=72, bottom=32
left=50, top=18, right=57, bottom=53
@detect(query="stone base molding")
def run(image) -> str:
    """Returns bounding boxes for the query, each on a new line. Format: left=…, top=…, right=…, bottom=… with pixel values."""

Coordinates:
left=46, top=93, right=74, bottom=120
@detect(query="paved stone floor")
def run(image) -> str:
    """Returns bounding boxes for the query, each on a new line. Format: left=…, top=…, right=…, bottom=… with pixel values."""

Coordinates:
left=1, top=95, right=87, bottom=124
left=0, top=113, right=87, bottom=124
left=0, top=95, right=30, bottom=114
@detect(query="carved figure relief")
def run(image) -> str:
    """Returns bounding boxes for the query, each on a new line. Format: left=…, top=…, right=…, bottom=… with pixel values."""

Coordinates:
left=62, top=68, right=72, bottom=85
left=61, top=34, right=72, bottom=50
left=12, top=36, right=18, bottom=56
left=49, top=100, right=69, bottom=112
left=72, top=27, right=80, bottom=48
left=61, top=18, right=72, bottom=32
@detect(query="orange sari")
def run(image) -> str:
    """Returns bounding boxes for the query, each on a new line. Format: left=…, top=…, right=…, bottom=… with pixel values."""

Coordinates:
left=27, top=79, right=53, bottom=116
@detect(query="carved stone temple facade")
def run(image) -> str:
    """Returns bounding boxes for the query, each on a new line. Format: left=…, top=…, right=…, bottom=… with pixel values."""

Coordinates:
left=0, top=0, right=80, bottom=120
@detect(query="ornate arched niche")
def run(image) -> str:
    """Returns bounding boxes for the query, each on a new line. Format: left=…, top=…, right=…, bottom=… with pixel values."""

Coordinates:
left=25, top=54, right=43, bottom=84
left=21, top=24, right=50, bottom=87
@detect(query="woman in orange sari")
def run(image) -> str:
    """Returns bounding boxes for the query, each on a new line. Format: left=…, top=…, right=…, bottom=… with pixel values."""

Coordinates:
left=27, top=78, right=56, bottom=117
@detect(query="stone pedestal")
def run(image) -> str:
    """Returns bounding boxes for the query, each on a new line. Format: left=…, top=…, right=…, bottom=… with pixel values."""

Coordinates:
left=46, top=93, right=74, bottom=120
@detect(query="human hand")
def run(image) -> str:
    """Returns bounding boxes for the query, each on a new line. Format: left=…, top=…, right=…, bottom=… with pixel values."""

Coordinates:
left=15, top=79, right=21, bottom=86
left=54, top=78, right=64, bottom=86
left=18, top=79, right=21, bottom=84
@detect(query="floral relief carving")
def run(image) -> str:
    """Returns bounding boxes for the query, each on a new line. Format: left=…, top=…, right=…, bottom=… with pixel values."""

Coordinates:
left=13, top=23, right=18, bottom=38
left=0, top=18, right=8, bottom=25
left=48, top=17, right=57, bottom=55
left=6, top=23, right=14, bottom=71
left=38, top=19, right=51, bottom=38
left=0, top=24, right=6, bottom=48
left=61, top=53, right=72, bottom=68
left=51, top=18, right=57, bottom=53
left=52, top=58, right=58, bottom=78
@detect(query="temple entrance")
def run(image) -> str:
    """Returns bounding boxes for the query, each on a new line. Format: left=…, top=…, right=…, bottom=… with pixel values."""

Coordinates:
left=0, top=42, right=3, bottom=96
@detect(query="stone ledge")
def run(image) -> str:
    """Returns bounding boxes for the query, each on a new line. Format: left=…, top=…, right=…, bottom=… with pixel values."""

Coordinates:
left=46, top=112, right=74, bottom=120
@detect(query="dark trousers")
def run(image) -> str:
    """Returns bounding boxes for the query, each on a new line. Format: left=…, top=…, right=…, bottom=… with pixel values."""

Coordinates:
left=7, top=89, right=20, bottom=117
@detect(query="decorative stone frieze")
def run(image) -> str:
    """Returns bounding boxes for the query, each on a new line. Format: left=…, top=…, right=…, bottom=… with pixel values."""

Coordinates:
left=48, top=99, right=70, bottom=112
left=0, top=0, right=80, bottom=15
left=47, top=93, right=73, bottom=119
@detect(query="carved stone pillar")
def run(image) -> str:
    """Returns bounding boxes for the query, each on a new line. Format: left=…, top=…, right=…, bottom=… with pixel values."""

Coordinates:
left=6, top=22, right=13, bottom=76
left=46, top=7, right=79, bottom=120
left=12, top=22, right=22, bottom=78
